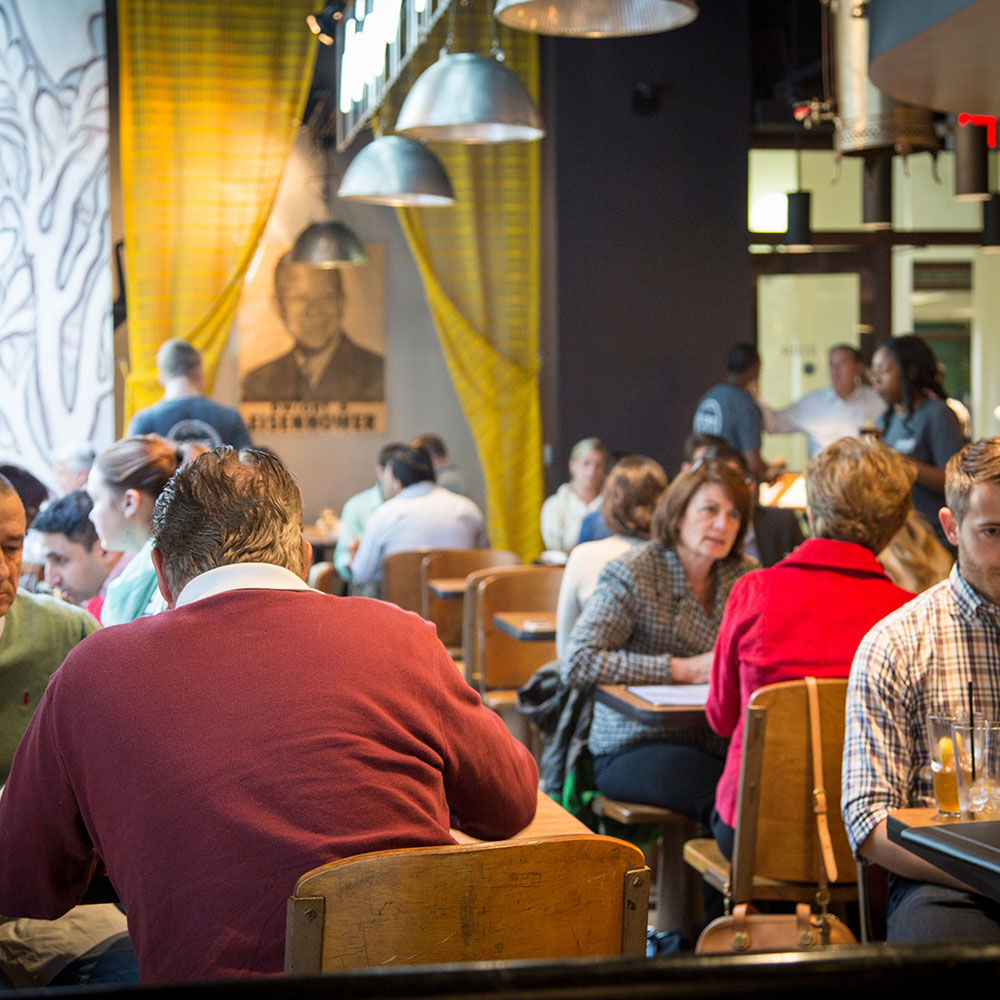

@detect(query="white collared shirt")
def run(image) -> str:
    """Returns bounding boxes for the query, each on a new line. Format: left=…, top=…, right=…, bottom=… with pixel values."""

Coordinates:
left=174, top=563, right=312, bottom=608
left=763, top=384, right=885, bottom=457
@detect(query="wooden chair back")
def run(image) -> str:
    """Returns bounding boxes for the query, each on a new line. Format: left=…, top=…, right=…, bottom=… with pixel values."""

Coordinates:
left=475, top=566, right=563, bottom=694
left=729, top=678, right=855, bottom=901
left=380, top=549, right=431, bottom=613
left=285, top=835, right=649, bottom=973
left=420, top=549, right=521, bottom=648
left=307, top=561, right=337, bottom=595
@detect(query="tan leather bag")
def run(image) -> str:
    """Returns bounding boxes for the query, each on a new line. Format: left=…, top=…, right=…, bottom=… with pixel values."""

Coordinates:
left=697, top=902, right=856, bottom=954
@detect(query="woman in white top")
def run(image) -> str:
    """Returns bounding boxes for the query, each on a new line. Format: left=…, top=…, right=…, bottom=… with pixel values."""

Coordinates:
left=540, top=437, right=610, bottom=555
left=555, top=454, right=668, bottom=659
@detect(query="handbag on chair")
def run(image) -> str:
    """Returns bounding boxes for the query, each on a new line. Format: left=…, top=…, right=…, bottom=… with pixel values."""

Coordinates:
left=696, top=677, right=858, bottom=954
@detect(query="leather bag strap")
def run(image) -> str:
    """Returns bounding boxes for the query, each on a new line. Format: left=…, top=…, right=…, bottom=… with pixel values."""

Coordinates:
left=806, top=676, right=838, bottom=885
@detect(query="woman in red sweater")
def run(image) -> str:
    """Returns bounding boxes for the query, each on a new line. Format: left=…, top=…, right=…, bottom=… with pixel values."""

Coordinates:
left=706, top=436, right=916, bottom=857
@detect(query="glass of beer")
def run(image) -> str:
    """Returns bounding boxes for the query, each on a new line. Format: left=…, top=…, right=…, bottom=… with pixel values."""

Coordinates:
left=926, top=714, right=961, bottom=818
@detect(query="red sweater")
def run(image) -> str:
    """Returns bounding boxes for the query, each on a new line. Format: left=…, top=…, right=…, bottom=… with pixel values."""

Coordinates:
left=0, top=590, right=537, bottom=982
left=706, top=539, right=913, bottom=827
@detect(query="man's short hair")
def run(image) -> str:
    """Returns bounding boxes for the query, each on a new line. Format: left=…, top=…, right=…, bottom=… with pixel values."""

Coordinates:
left=828, top=343, right=861, bottom=362
left=391, top=446, right=435, bottom=488
left=273, top=253, right=343, bottom=304
left=945, top=438, right=1000, bottom=525
left=378, top=442, right=404, bottom=469
left=682, top=433, right=746, bottom=472
left=726, top=343, right=760, bottom=376
left=805, top=437, right=914, bottom=553
left=31, top=491, right=99, bottom=548
left=51, top=445, right=96, bottom=474
left=152, top=448, right=305, bottom=595
left=156, top=338, right=201, bottom=379
left=411, top=433, right=447, bottom=460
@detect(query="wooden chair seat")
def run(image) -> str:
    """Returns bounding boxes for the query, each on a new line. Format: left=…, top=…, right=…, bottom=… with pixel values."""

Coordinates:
left=285, top=835, right=650, bottom=972
left=380, top=549, right=431, bottom=613
left=591, top=795, right=700, bottom=938
left=683, top=837, right=860, bottom=902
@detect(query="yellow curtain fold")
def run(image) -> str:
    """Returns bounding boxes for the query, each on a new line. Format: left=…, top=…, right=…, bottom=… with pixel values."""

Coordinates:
left=118, top=0, right=317, bottom=421
left=389, top=7, right=544, bottom=560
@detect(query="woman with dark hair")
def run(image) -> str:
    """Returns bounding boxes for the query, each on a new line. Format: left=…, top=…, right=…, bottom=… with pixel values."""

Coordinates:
left=870, top=335, right=964, bottom=538
left=562, top=459, right=757, bottom=823
left=87, top=435, right=184, bottom=625
left=706, top=437, right=916, bottom=858
left=555, top=455, right=668, bottom=660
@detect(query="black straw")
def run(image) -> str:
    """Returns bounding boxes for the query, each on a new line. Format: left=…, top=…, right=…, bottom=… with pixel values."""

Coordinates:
left=969, top=681, right=977, bottom=783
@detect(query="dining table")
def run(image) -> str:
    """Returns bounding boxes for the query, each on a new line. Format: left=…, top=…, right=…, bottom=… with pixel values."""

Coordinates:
left=888, top=807, right=1000, bottom=904
left=492, top=612, right=557, bottom=643
left=595, top=683, right=711, bottom=731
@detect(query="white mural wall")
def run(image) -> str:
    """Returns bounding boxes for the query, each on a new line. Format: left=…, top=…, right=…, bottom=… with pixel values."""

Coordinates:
left=0, top=0, right=112, bottom=488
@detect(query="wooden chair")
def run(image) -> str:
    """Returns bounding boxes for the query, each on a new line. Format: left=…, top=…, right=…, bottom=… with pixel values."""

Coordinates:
left=307, top=560, right=338, bottom=595
left=285, top=835, right=649, bottom=973
left=683, top=678, right=858, bottom=922
left=468, top=565, right=563, bottom=709
left=380, top=549, right=431, bottom=613
left=420, top=548, right=521, bottom=654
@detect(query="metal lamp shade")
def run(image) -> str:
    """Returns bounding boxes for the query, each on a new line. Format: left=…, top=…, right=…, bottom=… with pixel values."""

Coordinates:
left=338, top=136, right=455, bottom=207
left=289, top=221, right=367, bottom=267
left=494, top=0, right=697, bottom=37
left=395, top=52, right=545, bottom=143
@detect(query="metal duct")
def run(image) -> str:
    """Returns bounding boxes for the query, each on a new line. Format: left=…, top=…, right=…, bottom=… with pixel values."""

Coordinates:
left=833, top=0, right=938, bottom=157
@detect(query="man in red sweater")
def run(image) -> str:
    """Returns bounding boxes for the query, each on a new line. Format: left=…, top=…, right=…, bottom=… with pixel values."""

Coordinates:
left=0, top=448, right=538, bottom=983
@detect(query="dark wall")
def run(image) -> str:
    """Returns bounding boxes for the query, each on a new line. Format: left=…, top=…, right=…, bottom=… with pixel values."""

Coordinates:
left=541, top=2, right=752, bottom=482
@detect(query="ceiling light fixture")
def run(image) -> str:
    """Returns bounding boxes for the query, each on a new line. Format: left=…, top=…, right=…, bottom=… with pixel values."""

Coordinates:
left=306, top=2, right=346, bottom=46
left=493, top=0, right=698, bottom=38
left=338, top=135, right=456, bottom=206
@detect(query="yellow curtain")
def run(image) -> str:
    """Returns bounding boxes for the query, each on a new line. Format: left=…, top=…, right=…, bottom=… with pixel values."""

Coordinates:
left=388, top=8, right=544, bottom=561
left=118, top=0, right=317, bottom=421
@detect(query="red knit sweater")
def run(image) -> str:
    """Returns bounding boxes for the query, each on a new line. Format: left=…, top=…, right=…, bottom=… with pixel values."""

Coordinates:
left=0, top=590, right=538, bottom=982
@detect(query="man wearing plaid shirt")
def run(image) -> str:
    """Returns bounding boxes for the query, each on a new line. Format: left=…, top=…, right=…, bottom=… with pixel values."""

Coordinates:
left=843, top=437, right=1000, bottom=941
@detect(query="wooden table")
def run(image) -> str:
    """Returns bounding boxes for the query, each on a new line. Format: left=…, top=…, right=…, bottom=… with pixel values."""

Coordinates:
left=493, top=612, right=556, bottom=642
left=303, top=526, right=339, bottom=563
left=451, top=790, right=590, bottom=844
left=888, top=807, right=1000, bottom=903
left=595, top=684, right=710, bottom=730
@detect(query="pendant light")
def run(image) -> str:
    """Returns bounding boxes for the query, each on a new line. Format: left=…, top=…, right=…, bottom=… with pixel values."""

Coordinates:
left=493, top=0, right=697, bottom=38
left=338, top=135, right=455, bottom=207
left=290, top=161, right=368, bottom=267
left=785, top=115, right=813, bottom=253
left=395, top=1, right=544, bottom=143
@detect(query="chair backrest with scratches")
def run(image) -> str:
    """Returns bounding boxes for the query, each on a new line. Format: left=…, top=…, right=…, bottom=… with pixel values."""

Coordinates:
left=729, top=677, right=855, bottom=901
left=285, top=835, right=649, bottom=972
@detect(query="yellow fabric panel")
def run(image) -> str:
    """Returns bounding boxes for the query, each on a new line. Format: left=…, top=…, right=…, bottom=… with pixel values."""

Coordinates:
left=390, top=9, right=544, bottom=560
left=118, top=0, right=317, bottom=420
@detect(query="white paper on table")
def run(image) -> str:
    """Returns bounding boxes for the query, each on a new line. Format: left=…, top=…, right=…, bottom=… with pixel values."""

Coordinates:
left=625, top=684, right=710, bottom=706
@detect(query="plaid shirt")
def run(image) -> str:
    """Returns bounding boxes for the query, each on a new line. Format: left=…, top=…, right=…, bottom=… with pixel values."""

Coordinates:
left=562, top=540, right=757, bottom=757
left=842, top=565, right=1000, bottom=854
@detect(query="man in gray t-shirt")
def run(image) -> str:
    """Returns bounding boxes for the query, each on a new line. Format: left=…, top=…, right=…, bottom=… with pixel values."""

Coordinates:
left=693, top=343, right=778, bottom=483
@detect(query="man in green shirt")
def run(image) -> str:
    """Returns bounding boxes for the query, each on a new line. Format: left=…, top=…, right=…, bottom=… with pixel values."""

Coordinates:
left=0, top=473, right=133, bottom=988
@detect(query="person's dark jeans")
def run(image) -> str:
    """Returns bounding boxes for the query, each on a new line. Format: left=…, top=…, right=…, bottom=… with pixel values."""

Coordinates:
left=710, top=808, right=734, bottom=860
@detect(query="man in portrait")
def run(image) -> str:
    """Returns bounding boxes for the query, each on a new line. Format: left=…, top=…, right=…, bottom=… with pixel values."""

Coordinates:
left=241, top=254, right=384, bottom=404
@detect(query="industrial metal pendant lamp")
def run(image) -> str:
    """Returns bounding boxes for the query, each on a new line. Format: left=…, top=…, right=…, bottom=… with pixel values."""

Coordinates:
left=289, top=221, right=368, bottom=267
left=395, top=0, right=544, bottom=143
left=338, top=135, right=456, bottom=206
left=493, top=0, right=697, bottom=38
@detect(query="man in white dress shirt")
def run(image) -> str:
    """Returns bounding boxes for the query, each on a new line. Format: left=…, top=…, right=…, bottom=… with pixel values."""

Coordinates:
left=763, top=344, right=884, bottom=458
left=351, top=446, right=489, bottom=586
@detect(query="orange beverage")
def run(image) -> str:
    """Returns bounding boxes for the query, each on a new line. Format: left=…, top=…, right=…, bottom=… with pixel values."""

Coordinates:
left=931, top=757, right=960, bottom=816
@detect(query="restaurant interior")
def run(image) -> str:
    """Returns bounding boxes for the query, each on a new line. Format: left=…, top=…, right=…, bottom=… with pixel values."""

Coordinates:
left=8, top=0, right=1000, bottom=995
